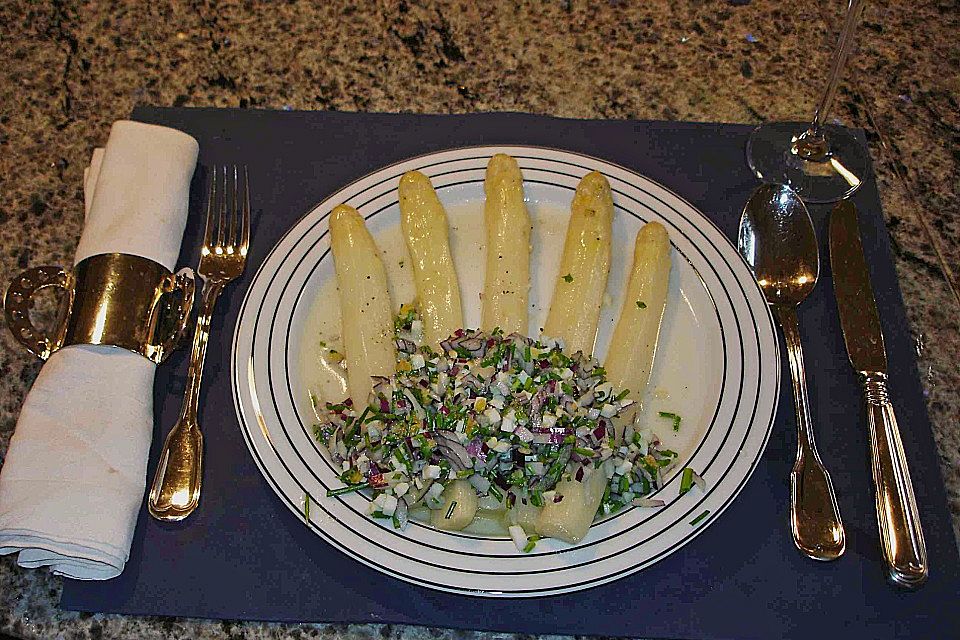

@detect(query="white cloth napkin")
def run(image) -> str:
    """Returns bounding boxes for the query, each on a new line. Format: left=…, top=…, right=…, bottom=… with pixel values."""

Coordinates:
left=0, top=120, right=199, bottom=580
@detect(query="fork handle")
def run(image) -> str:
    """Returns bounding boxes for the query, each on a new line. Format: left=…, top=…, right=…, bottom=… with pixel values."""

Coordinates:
left=179, top=280, right=224, bottom=422
left=148, top=280, right=223, bottom=521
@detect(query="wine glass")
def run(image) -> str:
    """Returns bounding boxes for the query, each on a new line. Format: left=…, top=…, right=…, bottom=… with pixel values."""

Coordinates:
left=746, top=0, right=868, bottom=204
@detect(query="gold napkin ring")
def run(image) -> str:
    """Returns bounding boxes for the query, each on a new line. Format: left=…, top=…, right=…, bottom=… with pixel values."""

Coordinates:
left=4, top=253, right=195, bottom=364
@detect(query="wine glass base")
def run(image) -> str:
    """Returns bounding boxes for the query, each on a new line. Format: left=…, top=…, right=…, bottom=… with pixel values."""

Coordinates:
left=746, top=121, right=869, bottom=204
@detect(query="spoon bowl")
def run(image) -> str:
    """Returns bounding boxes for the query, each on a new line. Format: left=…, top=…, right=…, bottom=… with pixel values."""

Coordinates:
left=738, top=184, right=819, bottom=306
left=739, top=183, right=846, bottom=562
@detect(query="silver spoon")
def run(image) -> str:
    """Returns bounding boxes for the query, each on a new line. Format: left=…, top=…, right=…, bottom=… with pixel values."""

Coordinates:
left=739, top=184, right=846, bottom=561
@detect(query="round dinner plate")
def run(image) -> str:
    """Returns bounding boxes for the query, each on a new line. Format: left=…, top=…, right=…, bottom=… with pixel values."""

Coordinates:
left=231, top=146, right=780, bottom=597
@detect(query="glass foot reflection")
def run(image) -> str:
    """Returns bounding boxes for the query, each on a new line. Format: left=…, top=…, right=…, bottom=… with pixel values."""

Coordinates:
left=746, top=121, right=869, bottom=204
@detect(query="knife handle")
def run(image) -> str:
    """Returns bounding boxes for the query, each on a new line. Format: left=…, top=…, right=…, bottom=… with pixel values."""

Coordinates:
left=863, top=372, right=928, bottom=588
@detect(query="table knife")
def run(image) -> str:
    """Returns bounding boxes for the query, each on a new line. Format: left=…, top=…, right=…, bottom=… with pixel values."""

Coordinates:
left=829, top=200, right=928, bottom=588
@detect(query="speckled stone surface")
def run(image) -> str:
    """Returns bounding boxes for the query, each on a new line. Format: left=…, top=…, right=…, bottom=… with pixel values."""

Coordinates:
left=1, top=1, right=958, bottom=639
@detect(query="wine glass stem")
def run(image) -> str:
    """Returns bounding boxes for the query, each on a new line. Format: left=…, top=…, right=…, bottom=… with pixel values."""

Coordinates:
left=796, top=0, right=867, bottom=160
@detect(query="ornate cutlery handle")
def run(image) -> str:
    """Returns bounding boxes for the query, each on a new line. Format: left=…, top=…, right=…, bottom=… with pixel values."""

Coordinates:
left=148, top=280, right=223, bottom=521
left=862, top=372, right=928, bottom=588
left=775, top=304, right=846, bottom=561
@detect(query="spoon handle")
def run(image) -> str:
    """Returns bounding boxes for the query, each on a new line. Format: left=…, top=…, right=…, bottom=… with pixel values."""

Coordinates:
left=774, top=304, right=846, bottom=561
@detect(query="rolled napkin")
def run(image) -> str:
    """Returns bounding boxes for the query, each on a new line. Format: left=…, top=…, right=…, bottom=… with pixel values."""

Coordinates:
left=0, top=120, right=199, bottom=579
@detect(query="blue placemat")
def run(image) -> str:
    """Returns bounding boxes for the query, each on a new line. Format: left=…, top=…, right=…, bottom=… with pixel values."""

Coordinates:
left=61, top=108, right=960, bottom=640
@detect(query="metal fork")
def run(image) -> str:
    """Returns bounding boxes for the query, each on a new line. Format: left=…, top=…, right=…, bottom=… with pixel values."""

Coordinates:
left=148, top=165, right=250, bottom=521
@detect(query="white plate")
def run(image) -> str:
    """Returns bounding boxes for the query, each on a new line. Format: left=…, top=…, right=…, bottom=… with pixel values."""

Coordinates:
left=232, top=146, right=780, bottom=597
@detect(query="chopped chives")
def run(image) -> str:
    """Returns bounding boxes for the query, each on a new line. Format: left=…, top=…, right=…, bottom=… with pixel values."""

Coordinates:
left=326, top=482, right=371, bottom=497
left=658, top=411, right=682, bottom=432
left=636, top=300, right=647, bottom=309
left=690, top=509, right=711, bottom=526
left=679, top=467, right=694, bottom=495
left=523, top=535, right=540, bottom=553
left=562, top=273, right=574, bottom=283
left=316, top=313, right=686, bottom=541
left=303, top=493, right=311, bottom=522
left=345, top=407, right=371, bottom=442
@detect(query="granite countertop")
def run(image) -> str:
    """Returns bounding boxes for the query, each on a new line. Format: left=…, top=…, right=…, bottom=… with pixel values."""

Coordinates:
left=1, top=0, right=958, bottom=638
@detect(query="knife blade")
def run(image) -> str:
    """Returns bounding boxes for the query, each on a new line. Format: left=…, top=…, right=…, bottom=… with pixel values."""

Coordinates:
left=829, top=200, right=928, bottom=589
left=829, top=201, right=887, bottom=373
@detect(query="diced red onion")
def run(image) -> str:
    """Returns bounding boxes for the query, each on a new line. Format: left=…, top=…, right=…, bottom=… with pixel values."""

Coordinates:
left=466, top=438, right=483, bottom=458
left=434, top=432, right=472, bottom=469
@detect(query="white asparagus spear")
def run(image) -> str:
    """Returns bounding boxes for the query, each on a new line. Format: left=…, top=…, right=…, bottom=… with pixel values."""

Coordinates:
left=329, top=204, right=397, bottom=409
left=481, top=154, right=531, bottom=335
left=535, top=463, right=609, bottom=543
left=542, top=171, right=613, bottom=356
left=398, top=171, right=464, bottom=347
left=603, top=222, right=672, bottom=433
left=507, top=498, right=542, bottom=533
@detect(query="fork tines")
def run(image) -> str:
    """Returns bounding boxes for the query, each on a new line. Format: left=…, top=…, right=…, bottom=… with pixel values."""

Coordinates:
left=203, top=165, right=250, bottom=259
